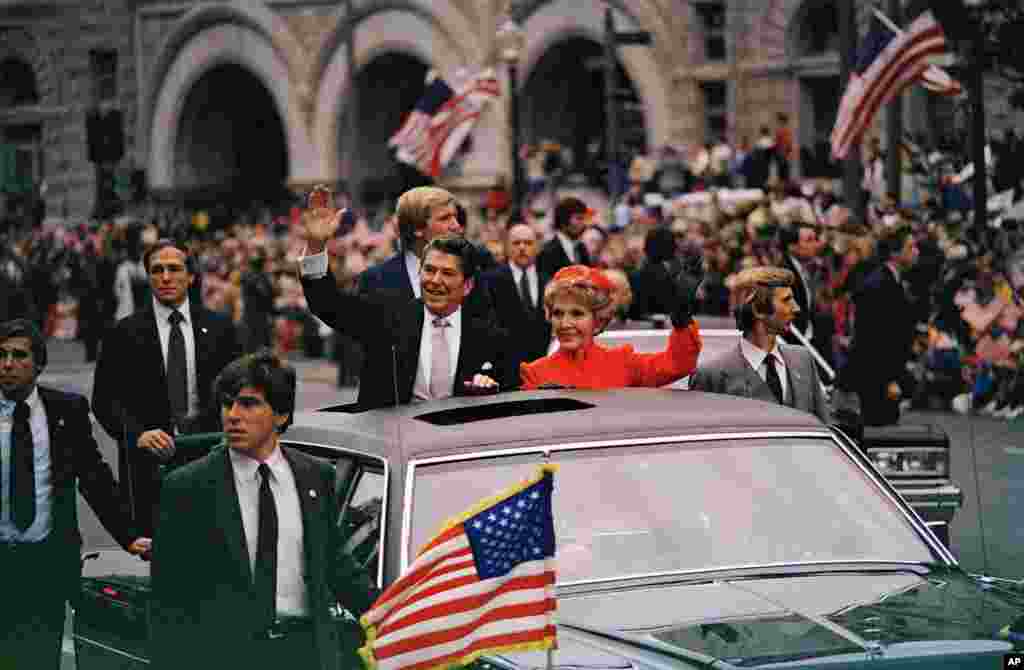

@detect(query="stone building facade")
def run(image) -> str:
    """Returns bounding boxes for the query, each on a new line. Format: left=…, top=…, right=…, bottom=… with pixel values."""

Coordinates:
left=0, top=0, right=1014, bottom=221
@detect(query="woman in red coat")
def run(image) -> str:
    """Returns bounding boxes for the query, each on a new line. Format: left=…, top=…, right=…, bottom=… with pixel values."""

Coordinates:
left=520, top=262, right=703, bottom=390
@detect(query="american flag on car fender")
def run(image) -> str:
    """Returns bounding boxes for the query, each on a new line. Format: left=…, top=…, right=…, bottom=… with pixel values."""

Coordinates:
left=359, top=465, right=557, bottom=670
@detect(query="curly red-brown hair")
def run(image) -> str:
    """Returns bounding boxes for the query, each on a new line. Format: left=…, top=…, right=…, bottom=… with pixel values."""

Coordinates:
left=543, top=265, right=617, bottom=328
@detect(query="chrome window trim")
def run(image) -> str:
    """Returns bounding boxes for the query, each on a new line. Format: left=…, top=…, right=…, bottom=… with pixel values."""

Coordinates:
left=281, top=439, right=390, bottom=589
left=72, top=635, right=150, bottom=665
left=402, top=430, right=842, bottom=571
left=827, top=430, right=958, bottom=565
left=554, top=559, right=937, bottom=589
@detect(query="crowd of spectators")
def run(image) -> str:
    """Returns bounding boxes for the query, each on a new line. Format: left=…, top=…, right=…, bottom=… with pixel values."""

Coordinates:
left=1, top=128, right=1023, bottom=420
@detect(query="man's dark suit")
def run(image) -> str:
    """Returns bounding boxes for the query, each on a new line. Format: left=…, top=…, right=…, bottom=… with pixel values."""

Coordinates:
left=782, top=253, right=813, bottom=339
left=92, top=305, right=240, bottom=534
left=849, top=265, right=914, bottom=426
left=303, top=272, right=511, bottom=409
left=151, top=445, right=377, bottom=670
left=1, top=387, right=137, bottom=668
left=483, top=265, right=551, bottom=383
left=536, top=235, right=591, bottom=277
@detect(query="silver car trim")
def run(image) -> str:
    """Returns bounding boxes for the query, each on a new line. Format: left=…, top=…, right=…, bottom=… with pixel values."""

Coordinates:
left=72, top=635, right=150, bottom=664
left=401, top=431, right=830, bottom=568
left=827, top=430, right=958, bottom=565
left=400, top=430, right=950, bottom=572
left=554, top=560, right=938, bottom=589
left=282, top=439, right=390, bottom=589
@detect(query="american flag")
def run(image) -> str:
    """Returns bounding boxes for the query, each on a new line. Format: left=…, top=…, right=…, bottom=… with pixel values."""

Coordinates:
left=831, top=11, right=948, bottom=160
left=390, top=70, right=500, bottom=178
left=358, top=465, right=557, bottom=670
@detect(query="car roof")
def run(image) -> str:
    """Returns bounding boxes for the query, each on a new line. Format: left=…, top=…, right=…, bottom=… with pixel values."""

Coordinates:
left=285, top=389, right=830, bottom=463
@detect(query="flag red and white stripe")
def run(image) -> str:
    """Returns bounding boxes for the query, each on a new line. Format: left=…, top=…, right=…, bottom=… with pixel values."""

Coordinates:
left=831, top=11, right=948, bottom=160
left=920, top=64, right=962, bottom=97
left=390, top=70, right=500, bottom=178
left=359, top=466, right=557, bottom=670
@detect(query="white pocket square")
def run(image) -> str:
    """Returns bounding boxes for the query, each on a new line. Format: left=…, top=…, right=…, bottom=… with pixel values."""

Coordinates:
left=481, top=362, right=494, bottom=371
left=309, top=489, right=318, bottom=499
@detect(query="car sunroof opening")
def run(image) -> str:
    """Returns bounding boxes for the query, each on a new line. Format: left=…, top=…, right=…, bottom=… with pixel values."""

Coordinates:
left=415, top=398, right=595, bottom=426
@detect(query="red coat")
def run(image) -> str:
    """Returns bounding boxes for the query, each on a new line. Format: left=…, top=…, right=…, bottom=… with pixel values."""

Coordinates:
left=520, top=322, right=702, bottom=390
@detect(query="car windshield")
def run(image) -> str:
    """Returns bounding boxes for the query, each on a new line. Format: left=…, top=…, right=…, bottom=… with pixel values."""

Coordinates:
left=409, top=437, right=936, bottom=584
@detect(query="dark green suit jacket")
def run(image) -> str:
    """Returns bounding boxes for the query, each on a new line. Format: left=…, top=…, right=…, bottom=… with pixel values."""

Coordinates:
left=150, top=444, right=377, bottom=670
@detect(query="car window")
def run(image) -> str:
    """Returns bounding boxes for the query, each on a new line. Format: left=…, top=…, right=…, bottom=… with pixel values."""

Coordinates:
left=408, top=437, right=936, bottom=584
left=340, top=466, right=385, bottom=580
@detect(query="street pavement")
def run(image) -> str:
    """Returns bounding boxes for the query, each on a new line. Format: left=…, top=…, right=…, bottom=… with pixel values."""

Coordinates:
left=36, top=338, right=1022, bottom=668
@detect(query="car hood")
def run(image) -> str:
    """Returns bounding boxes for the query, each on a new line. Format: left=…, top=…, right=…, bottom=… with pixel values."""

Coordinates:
left=489, top=567, right=1024, bottom=669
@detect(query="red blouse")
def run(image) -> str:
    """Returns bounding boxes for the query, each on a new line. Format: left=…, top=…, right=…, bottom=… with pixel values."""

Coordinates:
left=520, top=322, right=702, bottom=390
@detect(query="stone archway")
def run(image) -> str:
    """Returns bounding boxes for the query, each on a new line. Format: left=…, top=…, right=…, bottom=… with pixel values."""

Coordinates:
left=516, top=1, right=672, bottom=152
left=148, top=22, right=315, bottom=192
left=312, top=6, right=468, bottom=183
left=173, top=64, right=289, bottom=202
left=522, top=36, right=646, bottom=176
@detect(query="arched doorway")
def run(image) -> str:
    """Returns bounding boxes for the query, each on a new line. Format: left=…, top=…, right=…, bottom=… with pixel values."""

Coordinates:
left=340, top=52, right=430, bottom=211
left=522, top=36, right=645, bottom=184
left=173, top=64, right=289, bottom=206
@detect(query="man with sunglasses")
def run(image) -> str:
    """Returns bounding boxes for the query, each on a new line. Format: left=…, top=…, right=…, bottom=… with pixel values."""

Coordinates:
left=1, top=319, right=150, bottom=669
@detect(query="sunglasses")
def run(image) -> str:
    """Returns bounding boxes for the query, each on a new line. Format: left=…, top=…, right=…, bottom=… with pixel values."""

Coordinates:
left=0, top=349, right=31, bottom=362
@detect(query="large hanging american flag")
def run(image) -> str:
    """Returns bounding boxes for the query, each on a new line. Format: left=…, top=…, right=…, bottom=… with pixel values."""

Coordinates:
left=359, top=465, right=557, bottom=670
left=831, top=11, right=948, bottom=160
left=389, top=69, right=501, bottom=178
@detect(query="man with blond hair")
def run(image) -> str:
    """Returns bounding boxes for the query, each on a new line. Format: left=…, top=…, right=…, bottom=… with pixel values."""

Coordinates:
left=690, top=266, right=830, bottom=422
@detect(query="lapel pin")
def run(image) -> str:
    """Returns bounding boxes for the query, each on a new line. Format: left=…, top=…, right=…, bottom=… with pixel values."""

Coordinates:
left=309, top=489, right=318, bottom=499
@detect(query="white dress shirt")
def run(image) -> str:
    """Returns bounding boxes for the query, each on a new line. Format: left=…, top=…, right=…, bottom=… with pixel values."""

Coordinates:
left=229, top=445, right=308, bottom=617
left=152, top=296, right=199, bottom=421
left=556, top=232, right=579, bottom=265
left=0, top=387, right=53, bottom=542
left=740, top=337, right=789, bottom=404
left=509, top=263, right=540, bottom=309
left=412, top=307, right=461, bottom=402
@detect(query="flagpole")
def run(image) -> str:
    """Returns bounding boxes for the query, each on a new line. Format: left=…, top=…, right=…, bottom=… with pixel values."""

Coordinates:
left=871, top=7, right=902, bottom=36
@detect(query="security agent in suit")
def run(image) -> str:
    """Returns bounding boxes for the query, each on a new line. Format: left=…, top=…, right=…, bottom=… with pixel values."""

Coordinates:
left=847, top=227, right=918, bottom=426
left=482, top=221, right=552, bottom=382
left=301, top=220, right=512, bottom=409
left=536, top=196, right=592, bottom=277
left=690, top=267, right=831, bottom=423
left=0, top=319, right=149, bottom=670
left=92, top=239, right=241, bottom=536
left=151, top=351, right=377, bottom=670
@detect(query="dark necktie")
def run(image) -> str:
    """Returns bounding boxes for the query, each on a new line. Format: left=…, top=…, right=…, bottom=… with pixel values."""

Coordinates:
left=11, top=401, right=35, bottom=532
left=518, top=270, right=533, bottom=309
left=575, top=241, right=590, bottom=267
left=166, top=310, right=188, bottom=429
left=764, top=355, right=784, bottom=404
left=255, top=463, right=278, bottom=626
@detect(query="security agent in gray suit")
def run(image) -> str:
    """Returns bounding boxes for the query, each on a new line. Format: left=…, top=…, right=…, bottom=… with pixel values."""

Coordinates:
left=690, top=266, right=830, bottom=423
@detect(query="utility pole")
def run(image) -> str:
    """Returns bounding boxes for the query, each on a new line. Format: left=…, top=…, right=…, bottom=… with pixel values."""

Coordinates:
left=885, top=0, right=903, bottom=202
left=603, top=6, right=650, bottom=206
left=839, top=0, right=865, bottom=225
